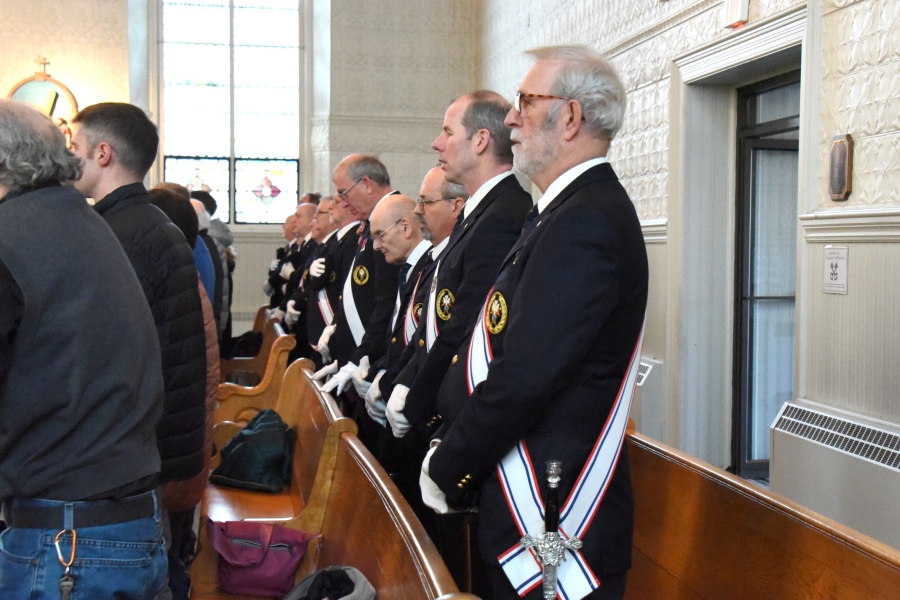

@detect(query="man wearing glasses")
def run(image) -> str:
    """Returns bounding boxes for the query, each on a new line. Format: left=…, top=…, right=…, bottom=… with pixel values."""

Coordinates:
left=384, top=90, right=532, bottom=448
left=421, top=46, right=648, bottom=600
left=314, top=155, right=402, bottom=418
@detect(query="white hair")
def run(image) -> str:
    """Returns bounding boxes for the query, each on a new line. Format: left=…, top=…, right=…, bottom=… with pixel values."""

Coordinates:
left=0, top=99, right=82, bottom=195
left=526, top=45, right=627, bottom=140
left=190, top=198, right=211, bottom=230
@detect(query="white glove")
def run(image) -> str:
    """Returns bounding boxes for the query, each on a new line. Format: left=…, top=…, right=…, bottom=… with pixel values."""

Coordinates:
left=322, top=361, right=356, bottom=395
left=280, top=261, right=295, bottom=280
left=269, top=258, right=280, bottom=272
left=284, top=300, right=301, bottom=327
left=267, top=307, right=284, bottom=322
left=309, top=257, right=326, bottom=278
left=316, top=324, right=335, bottom=364
left=386, top=384, right=411, bottom=438
left=312, top=360, right=338, bottom=382
left=365, top=370, right=387, bottom=426
left=351, top=356, right=371, bottom=397
left=263, top=281, right=273, bottom=296
left=420, top=443, right=455, bottom=514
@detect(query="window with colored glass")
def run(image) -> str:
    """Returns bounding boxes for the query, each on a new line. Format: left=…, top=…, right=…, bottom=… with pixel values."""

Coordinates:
left=161, top=0, right=301, bottom=224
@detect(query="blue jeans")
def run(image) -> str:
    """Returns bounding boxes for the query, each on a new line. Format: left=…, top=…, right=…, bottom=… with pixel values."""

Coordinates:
left=0, top=492, right=167, bottom=600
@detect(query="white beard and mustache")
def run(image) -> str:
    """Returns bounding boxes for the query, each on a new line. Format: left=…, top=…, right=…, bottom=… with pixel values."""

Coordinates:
left=510, top=121, right=560, bottom=178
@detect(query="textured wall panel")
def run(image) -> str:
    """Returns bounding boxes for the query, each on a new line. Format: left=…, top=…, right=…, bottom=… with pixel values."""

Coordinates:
left=0, top=0, right=129, bottom=109
left=805, top=243, right=900, bottom=422
left=312, top=0, right=477, bottom=200
left=818, top=0, right=900, bottom=209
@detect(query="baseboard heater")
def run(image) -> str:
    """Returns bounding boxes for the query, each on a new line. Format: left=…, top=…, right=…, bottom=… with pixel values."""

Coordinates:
left=770, top=399, right=900, bottom=551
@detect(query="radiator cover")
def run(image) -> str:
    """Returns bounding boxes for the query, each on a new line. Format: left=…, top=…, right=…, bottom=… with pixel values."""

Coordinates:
left=770, top=399, right=900, bottom=551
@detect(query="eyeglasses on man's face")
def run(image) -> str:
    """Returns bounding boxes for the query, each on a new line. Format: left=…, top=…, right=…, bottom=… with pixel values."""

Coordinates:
left=514, top=92, right=573, bottom=114
left=369, top=218, right=403, bottom=242
left=336, top=178, right=363, bottom=200
left=415, top=196, right=455, bottom=205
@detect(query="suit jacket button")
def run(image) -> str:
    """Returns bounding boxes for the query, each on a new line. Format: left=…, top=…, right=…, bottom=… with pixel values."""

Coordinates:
left=419, top=339, right=425, bottom=347
left=391, top=337, right=397, bottom=344
left=451, top=355, right=458, bottom=365
left=457, top=483, right=464, bottom=489
left=338, top=295, right=342, bottom=300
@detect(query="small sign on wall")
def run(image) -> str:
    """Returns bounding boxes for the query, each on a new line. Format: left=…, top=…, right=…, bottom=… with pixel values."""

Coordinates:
left=723, top=0, right=750, bottom=28
left=823, top=245, right=848, bottom=294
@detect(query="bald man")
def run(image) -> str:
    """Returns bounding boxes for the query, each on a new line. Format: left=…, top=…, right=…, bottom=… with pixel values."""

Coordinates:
left=362, top=170, right=468, bottom=554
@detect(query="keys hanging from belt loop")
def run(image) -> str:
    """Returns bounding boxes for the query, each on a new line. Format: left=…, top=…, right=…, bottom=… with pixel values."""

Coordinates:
left=54, top=529, right=76, bottom=600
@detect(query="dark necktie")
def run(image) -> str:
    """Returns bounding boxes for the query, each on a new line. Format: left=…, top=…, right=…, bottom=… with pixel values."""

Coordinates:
left=521, top=204, right=540, bottom=235
left=453, top=211, right=465, bottom=231
left=398, top=262, right=411, bottom=288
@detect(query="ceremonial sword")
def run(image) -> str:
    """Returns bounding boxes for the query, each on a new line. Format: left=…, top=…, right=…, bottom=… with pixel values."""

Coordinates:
left=520, top=460, right=583, bottom=599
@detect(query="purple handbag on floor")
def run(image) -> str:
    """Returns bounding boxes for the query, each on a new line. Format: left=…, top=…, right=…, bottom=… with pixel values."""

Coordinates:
left=207, top=518, right=319, bottom=598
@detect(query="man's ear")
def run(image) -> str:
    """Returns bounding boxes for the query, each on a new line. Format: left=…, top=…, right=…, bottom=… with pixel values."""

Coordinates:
left=452, top=197, right=465, bottom=215
left=94, top=142, right=114, bottom=168
left=562, top=101, right=584, bottom=142
left=472, top=128, right=491, bottom=156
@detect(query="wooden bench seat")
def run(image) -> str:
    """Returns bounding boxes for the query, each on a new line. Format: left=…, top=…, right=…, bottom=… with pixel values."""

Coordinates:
left=215, top=320, right=296, bottom=423
left=220, top=315, right=292, bottom=385
left=192, top=365, right=477, bottom=599
left=298, top=432, right=478, bottom=600
left=625, top=432, right=900, bottom=600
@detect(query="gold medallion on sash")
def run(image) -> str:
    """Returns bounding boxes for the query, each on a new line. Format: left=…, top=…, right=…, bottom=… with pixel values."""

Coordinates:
left=414, top=302, right=423, bottom=322
left=353, top=265, right=369, bottom=285
left=486, top=291, right=508, bottom=334
left=436, top=289, right=454, bottom=321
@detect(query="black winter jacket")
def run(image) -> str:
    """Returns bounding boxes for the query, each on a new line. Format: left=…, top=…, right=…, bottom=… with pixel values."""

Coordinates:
left=94, top=183, right=207, bottom=483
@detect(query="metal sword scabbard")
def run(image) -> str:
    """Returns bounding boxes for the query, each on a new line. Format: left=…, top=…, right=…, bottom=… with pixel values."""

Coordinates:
left=520, top=461, right=583, bottom=600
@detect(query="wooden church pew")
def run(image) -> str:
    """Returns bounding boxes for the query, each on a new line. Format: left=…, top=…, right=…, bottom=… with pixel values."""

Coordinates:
left=625, top=432, right=900, bottom=600
left=193, top=368, right=477, bottom=599
left=214, top=321, right=295, bottom=423
left=220, top=317, right=292, bottom=386
left=309, top=432, right=479, bottom=600
left=193, top=361, right=357, bottom=598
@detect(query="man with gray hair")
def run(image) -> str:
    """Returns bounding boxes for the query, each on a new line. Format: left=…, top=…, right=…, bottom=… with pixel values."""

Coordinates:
left=0, top=100, right=167, bottom=597
left=421, top=46, right=648, bottom=600
left=384, top=90, right=531, bottom=446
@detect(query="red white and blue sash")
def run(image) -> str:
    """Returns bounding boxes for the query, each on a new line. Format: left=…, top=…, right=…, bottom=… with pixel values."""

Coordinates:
left=403, top=271, right=424, bottom=345
left=317, top=289, right=334, bottom=326
left=466, top=292, right=644, bottom=599
left=425, top=261, right=442, bottom=351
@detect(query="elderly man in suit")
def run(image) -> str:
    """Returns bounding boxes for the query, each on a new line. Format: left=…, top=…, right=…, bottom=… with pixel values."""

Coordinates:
left=421, top=46, right=648, bottom=600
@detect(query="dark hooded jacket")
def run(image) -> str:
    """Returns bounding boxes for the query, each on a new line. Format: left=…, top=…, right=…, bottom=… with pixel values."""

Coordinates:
left=93, top=182, right=207, bottom=483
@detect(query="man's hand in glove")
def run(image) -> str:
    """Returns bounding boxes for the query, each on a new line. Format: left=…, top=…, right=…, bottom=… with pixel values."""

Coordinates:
left=316, top=324, right=335, bottom=363
left=312, top=360, right=338, bottom=383
left=350, top=356, right=371, bottom=397
left=321, top=362, right=357, bottom=395
left=309, top=257, right=326, bottom=278
left=284, top=300, right=301, bottom=327
left=386, top=384, right=411, bottom=438
left=420, top=443, right=456, bottom=514
left=365, top=370, right=387, bottom=426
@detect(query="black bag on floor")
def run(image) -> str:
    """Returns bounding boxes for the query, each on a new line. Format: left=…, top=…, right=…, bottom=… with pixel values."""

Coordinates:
left=210, top=409, right=296, bottom=493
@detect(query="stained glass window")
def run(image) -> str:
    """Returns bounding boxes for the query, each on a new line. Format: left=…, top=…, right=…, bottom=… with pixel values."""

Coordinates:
left=161, top=0, right=301, bottom=224
left=163, top=157, right=232, bottom=222
left=235, top=159, right=298, bottom=224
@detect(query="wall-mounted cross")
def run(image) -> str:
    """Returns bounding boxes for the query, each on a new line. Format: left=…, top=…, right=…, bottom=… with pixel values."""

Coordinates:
left=35, top=56, right=50, bottom=73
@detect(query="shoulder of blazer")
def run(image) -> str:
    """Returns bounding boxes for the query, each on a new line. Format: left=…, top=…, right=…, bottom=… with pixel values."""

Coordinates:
left=540, top=162, right=623, bottom=218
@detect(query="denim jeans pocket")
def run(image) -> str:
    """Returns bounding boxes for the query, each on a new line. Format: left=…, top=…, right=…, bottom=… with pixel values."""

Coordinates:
left=0, top=520, right=167, bottom=600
